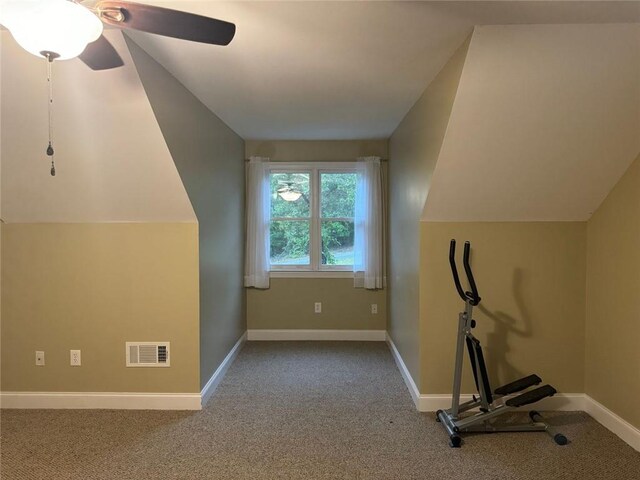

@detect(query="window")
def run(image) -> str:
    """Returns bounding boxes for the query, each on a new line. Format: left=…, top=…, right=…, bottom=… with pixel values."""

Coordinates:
left=245, top=156, right=383, bottom=288
left=269, top=164, right=356, bottom=271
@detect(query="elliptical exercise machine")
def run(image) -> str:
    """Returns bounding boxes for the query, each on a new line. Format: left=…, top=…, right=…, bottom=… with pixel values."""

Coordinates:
left=436, top=239, right=567, bottom=448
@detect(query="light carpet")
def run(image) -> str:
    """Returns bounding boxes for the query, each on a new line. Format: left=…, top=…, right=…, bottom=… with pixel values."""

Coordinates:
left=1, top=341, right=638, bottom=479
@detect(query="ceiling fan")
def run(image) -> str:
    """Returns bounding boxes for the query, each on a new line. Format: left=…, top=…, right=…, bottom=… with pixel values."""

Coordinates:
left=277, top=181, right=305, bottom=202
left=0, top=0, right=236, bottom=70
left=0, top=1, right=235, bottom=175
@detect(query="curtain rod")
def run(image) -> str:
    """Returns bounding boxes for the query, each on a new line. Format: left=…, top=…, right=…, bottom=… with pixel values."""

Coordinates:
left=244, top=158, right=388, bottom=162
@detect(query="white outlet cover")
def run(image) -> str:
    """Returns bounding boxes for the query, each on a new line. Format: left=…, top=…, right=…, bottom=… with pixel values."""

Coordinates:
left=70, top=350, right=81, bottom=366
left=371, top=304, right=378, bottom=314
left=314, top=302, right=322, bottom=313
left=35, top=351, right=45, bottom=366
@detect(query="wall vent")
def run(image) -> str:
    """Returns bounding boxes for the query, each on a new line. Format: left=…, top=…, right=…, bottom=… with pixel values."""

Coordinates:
left=126, top=342, right=170, bottom=367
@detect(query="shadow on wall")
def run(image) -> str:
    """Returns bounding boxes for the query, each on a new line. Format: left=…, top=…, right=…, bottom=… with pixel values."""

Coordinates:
left=478, top=268, right=534, bottom=387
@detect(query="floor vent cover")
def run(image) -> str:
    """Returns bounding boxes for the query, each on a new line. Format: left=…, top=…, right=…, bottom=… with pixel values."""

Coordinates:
left=126, top=342, right=170, bottom=367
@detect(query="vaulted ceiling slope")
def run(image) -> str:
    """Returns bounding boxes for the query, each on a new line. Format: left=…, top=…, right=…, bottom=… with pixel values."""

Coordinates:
left=126, top=1, right=640, bottom=140
left=0, top=30, right=195, bottom=223
left=423, top=24, right=640, bottom=222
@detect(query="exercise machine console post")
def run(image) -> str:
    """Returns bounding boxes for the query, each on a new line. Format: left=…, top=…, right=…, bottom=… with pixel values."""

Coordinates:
left=436, top=239, right=568, bottom=448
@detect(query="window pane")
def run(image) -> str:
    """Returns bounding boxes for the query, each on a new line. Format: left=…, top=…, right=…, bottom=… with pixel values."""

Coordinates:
left=271, top=173, right=310, bottom=218
left=321, top=220, right=354, bottom=266
left=321, top=173, right=356, bottom=218
left=270, top=220, right=310, bottom=266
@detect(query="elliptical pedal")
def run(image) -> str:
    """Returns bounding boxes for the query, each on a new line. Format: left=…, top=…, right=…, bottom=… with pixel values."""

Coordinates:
left=505, top=384, right=557, bottom=408
left=494, top=374, right=542, bottom=396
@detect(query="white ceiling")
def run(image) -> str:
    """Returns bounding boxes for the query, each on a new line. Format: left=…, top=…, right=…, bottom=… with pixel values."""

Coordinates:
left=423, top=23, right=640, bottom=222
left=126, top=1, right=640, bottom=140
left=0, top=29, right=196, bottom=223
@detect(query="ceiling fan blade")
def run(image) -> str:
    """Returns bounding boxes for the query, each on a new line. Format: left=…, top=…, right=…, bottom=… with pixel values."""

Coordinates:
left=95, top=1, right=236, bottom=46
left=78, top=34, right=124, bottom=70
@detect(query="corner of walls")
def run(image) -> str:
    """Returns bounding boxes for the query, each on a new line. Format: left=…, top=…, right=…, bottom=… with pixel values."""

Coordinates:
left=126, top=36, right=247, bottom=391
left=419, top=222, right=587, bottom=396
left=244, top=140, right=389, bottom=333
left=585, top=152, right=640, bottom=430
left=387, top=34, right=471, bottom=387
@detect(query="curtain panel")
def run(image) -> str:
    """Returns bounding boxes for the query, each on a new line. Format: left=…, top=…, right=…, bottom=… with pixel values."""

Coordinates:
left=244, top=157, right=271, bottom=288
left=353, top=156, right=386, bottom=289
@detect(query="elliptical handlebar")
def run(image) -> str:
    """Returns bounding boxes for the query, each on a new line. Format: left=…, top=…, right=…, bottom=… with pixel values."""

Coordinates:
left=449, top=240, right=467, bottom=302
left=462, top=242, right=481, bottom=306
left=449, top=239, right=481, bottom=306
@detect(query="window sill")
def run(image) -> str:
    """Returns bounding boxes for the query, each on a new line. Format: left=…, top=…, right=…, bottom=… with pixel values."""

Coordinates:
left=269, top=271, right=354, bottom=279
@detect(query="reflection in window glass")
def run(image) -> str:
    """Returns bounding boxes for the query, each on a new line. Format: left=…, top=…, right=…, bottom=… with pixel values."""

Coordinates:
left=270, top=173, right=310, bottom=219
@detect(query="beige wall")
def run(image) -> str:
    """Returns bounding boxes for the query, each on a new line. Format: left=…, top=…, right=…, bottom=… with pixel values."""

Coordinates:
left=128, top=38, right=247, bottom=390
left=248, top=279, right=385, bottom=330
left=586, top=153, right=640, bottom=429
left=387, top=37, right=470, bottom=380
left=420, top=222, right=586, bottom=394
left=246, top=140, right=388, bottom=162
left=1, top=223, right=200, bottom=393
left=245, top=140, right=388, bottom=331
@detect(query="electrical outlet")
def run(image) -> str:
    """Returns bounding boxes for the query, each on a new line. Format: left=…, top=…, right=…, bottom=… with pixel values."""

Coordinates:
left=70, top=350, right=81, bottom=366
left=371, top=304, right=378, bottom=314
left=35, top=351, right=45, bottom=366
left=314, top=302, right=322, bottom=314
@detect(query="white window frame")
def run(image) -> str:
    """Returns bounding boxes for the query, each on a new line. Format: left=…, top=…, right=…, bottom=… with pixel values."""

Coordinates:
left=268, top=162, right=356, bottom=273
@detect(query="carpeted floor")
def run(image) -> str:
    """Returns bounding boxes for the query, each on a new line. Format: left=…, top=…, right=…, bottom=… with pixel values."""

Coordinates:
left=1, top=341, right=638, bottom=479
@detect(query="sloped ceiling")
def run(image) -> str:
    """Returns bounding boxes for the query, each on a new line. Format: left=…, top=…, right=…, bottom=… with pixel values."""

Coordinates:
left=423, top=24, right=640, bottom=222
left=125, top=1, right=640, bottom=140
left=2, top=3, right=639, bottom=225
left=0, top=30, right=195, bottom=223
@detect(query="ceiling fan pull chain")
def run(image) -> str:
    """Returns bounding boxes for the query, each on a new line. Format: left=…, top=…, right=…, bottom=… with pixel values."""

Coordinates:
left=46, top=53, right=56, bottom=176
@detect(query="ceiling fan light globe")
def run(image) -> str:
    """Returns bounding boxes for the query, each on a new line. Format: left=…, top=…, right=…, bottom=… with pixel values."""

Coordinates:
left=6, top=0, right=103, bottom=61
left=278, top=191, right=302, bottom=202
left=0, top=0, right=47, bottom=28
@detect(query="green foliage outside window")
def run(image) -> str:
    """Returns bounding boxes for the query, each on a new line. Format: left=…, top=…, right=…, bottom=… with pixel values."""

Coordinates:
left=320, top=173, right=356, bottom=265
left=269, top=171, right=356, bottom=266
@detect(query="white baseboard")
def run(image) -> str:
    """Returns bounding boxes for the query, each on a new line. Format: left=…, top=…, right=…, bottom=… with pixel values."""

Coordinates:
left=0, top=333, right=248, bottom=411
left=0, top=392, right=201, bottom=410
left=385, top=336, right=585, bottom=412
left=3, top=331, right=638, bottom=453
left=247, top=329, right=386, bottom=341
left=584, top=395, right=640, bottom=452
left=200, top=332, right=246, bottom=405
left=385, top=333, right=638, bottom=451
left=385, top=332, right=421, bottom=409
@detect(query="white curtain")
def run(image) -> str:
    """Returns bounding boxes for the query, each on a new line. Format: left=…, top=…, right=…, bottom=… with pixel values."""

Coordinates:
left=244, top=157, right=271, bottom=288
left=353, top=156, right=384, bottom=289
